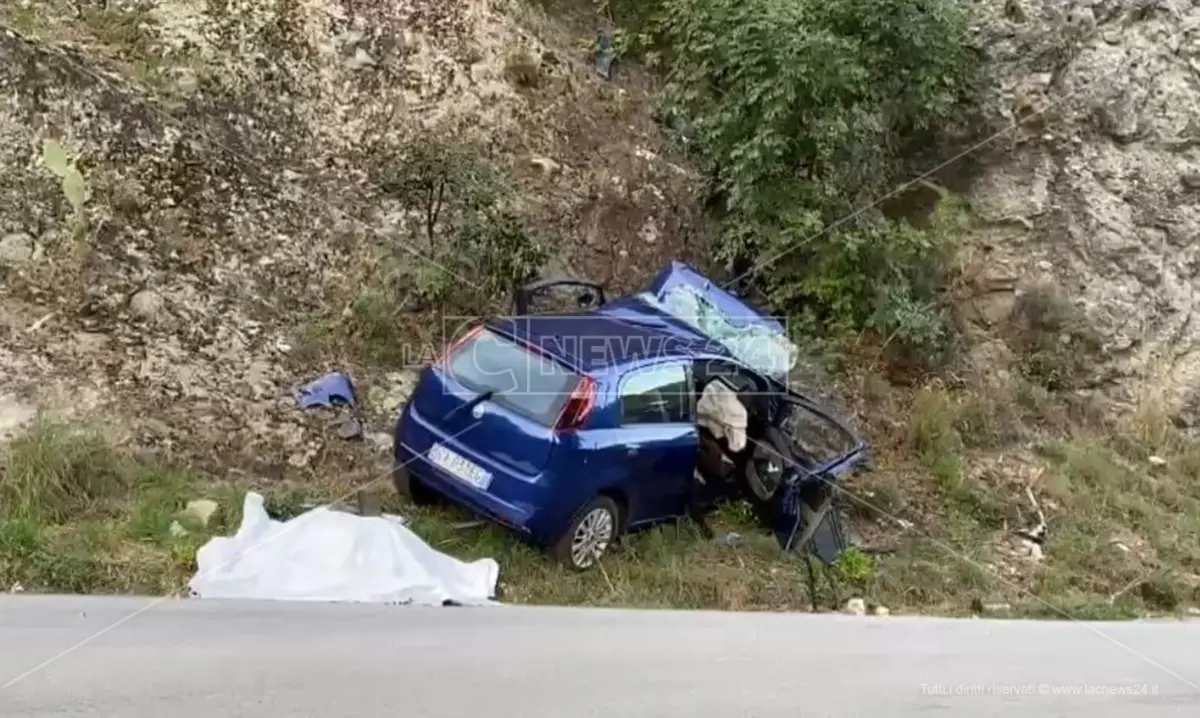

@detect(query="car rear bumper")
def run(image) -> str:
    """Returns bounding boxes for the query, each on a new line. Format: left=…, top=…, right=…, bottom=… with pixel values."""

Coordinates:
left=394, top=406, right=552, bottom=541
left=396, top=444, right=538, bottom=534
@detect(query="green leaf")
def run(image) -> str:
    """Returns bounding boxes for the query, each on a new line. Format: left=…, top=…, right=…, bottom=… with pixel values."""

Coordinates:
left=41, top=138, right=73, bottom=179
left=61, top=169, right=89, bottom=213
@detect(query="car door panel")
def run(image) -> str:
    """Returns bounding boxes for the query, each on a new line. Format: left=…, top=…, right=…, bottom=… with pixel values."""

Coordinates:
left=621, top=423, right=697, bottom=525
left=595, top=361, right=698, bottom=526
left=583, top=425, right=697, bottom=526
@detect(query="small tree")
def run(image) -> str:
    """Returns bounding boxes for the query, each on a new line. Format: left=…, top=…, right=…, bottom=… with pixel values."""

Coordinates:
left=368, top=133, right=548, bottom=311
left=453, top=208, right=550, bottom=299
left=375, top=134, right=507, bottom=252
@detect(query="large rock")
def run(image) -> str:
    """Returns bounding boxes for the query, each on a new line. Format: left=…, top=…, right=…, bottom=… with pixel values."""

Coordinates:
left=0, top=232, right=34, bottom=266
left=965, top=0, right=1200, bottom=419
left=0, top=393, right=36, bottom=440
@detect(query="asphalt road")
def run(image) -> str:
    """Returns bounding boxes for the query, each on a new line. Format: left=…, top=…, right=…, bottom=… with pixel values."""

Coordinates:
left=1, top=596, right=1198, bottom=717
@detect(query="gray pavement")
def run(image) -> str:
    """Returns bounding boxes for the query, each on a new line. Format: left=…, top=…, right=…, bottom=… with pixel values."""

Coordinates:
left=1, top=595, right=1198, bottom=716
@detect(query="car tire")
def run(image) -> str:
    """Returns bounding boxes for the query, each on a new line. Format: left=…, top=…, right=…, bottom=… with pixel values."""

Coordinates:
left=745, top=426, right=791, bottom=501
left=392, top=464, right=438, bottom=506
left=551, top=495, right=621, bottom=571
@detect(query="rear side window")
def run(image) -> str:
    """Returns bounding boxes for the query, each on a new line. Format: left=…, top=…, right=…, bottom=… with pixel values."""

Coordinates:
left=444, top=328, right=580, bottom=426
left=619, top=363, right=690, bottom=424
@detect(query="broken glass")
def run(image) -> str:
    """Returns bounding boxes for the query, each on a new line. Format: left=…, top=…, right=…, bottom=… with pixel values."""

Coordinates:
left=637, top=284, right=799, bottom=379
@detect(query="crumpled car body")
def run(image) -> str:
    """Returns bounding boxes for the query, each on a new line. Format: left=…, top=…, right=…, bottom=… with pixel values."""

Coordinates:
left=392, top=260, right=867, bottom=569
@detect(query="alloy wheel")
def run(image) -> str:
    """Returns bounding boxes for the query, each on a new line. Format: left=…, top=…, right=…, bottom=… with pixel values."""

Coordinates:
left=570, top=507, right=615, bottom=568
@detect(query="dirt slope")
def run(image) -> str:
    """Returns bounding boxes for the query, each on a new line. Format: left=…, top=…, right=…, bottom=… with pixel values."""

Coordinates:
left=0, top=0, right=700, bottom=477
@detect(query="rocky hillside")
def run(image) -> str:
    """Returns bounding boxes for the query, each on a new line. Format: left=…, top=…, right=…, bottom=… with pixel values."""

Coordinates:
left=4, top=0, right=1200, bottom=615
left=6, top=0, right=1199, bottom=462
left=0, top=0, right=699, bottom=473
left=963, top=0, right=1200, bottom=422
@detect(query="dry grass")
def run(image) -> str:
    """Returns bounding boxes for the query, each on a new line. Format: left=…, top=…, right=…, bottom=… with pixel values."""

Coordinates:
left=6, top=388, right=1200, bottom=619
left=0, top=418, right=204, bottom=593
left=0, top=418, right=839, bottom=608
left=831, top=370, right=1200, bottom=619
left=0, top=417, right=392, bottom=595
left=403, top=502, right=817, bottom=609
left=1008, top=283, right=1104, bottom=392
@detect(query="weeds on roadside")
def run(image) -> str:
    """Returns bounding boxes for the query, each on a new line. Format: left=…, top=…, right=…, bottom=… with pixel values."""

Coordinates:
left=0, top=419, right=220, bottom=594
left=1009, top=284, right=1103, bottom=392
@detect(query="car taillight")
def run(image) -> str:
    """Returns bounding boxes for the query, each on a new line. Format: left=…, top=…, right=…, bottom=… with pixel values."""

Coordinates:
left=434, top=324, right=483, bottom=366
left=554, top=376, right=596, bottom=432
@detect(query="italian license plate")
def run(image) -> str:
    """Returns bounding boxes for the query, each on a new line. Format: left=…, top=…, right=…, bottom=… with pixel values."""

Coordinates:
left=429, top=444, right=491, bottom=490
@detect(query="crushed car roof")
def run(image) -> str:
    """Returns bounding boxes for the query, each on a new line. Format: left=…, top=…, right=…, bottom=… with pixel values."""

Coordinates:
left=489, top=261, right=799, bottom=377
left=487, top=299, right=735, bottom=374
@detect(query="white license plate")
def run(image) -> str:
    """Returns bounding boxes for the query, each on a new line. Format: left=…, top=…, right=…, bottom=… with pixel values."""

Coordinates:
left=429, top=444, right=491, bottom=490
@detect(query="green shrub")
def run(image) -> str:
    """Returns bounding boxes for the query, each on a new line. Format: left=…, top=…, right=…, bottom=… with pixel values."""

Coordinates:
left=365, top=134, right=549, bottom=316
left=1010, top=284, right=1102, bottom=391
left=651, top=0, right=980, bottom=361
left=0, top=419, right=127, bottom=523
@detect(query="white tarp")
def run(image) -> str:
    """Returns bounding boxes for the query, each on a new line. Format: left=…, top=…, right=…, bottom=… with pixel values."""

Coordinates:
left=188, top=492, right=500, bottom=606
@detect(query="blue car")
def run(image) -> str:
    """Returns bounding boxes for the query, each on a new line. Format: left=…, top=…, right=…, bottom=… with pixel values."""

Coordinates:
left=393, top=261, right=866, bottom=570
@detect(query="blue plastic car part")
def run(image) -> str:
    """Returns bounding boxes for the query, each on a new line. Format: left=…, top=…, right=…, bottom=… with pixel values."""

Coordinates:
left=393, top=261, right=867, bottom=563
left=294, top=371, right=358, bottom=409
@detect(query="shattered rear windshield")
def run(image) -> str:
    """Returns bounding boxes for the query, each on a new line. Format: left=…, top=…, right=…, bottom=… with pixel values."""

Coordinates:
left=444, top=329, right=579, bottom=426
left=636, top=285, right=798, bottom=379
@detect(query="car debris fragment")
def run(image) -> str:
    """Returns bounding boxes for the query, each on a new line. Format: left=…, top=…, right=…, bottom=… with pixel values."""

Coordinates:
left=294, top=371, right=357, bottom=409
left=1015, top=485, right=1048, bottom=562
left=715, top=531, right=742, bottom=547
left=970, top=598, right=1012, bottom=615
left=293, top=371, right=365, bottom=440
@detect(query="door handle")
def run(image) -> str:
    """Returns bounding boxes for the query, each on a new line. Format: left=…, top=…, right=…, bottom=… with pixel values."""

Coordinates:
left=623, top=444, right=640, bottom=456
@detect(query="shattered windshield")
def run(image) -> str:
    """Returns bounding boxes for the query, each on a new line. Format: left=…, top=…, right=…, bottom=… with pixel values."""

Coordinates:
left=637, top=285, right=798, bottom=379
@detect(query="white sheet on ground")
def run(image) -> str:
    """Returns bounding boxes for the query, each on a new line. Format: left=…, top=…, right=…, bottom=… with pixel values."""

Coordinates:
left=188, top=492, right=499, bottom=606
left=697, top=379, right=747, bottom=452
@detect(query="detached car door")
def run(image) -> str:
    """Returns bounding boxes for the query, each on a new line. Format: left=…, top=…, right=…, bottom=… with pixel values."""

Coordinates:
left=768, top=391, right=867, bottom=557
left=611, top=361, right=697, bottom=526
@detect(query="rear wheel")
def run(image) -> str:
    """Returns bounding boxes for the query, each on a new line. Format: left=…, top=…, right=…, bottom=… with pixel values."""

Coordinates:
left=551, top=496, right=621, bottom=570
left=392, top=464, right=439, bottom=506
